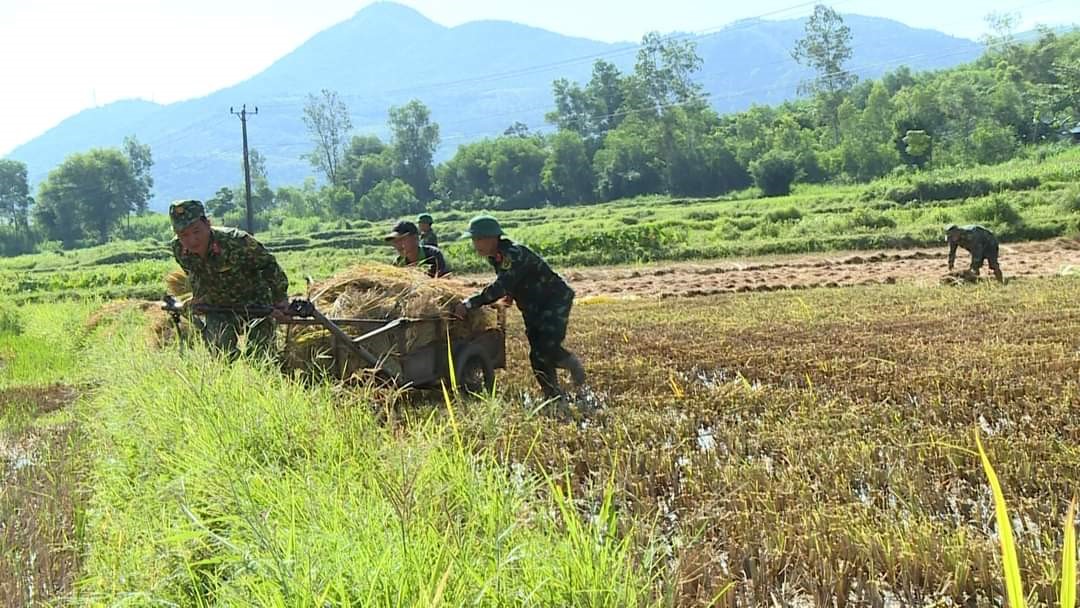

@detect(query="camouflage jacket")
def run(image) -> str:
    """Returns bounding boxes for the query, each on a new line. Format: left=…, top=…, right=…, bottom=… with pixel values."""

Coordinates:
left=420, top=229, right=439, bottom=247
left=948, top=225, right=998, bottom=268
left=395, top=244, right=450, bottom=278
left=171, top=227, right=289, bottom=305
left=466, top=239, right=573, bottom=315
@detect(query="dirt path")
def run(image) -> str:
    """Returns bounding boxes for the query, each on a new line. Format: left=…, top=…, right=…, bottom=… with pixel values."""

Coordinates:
left=461, top=238, right=1080, bottom=299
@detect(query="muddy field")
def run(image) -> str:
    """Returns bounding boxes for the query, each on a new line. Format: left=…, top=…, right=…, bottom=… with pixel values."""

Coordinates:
left=461, top=238, right=1080, bottom=298
left=0, top=384, right=82, bottom=608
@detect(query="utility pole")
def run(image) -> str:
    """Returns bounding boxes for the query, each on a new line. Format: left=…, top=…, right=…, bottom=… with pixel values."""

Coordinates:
left=230, top=104, right=258, bottom=234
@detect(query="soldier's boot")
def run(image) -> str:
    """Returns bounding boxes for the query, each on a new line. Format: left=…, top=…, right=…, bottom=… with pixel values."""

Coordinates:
left=993, top=268, right=1004, bottom=283
left=557, top=353, right=587, bottom=388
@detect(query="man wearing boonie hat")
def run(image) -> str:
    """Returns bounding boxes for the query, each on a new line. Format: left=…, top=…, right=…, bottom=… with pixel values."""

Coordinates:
left=169, top=199, right=289, bottom=356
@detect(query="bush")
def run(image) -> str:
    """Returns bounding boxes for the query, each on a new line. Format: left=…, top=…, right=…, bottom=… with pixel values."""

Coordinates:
left=765, top=206, right=802, bottom=223
left=882, top=175, right=1040, bottom=204
left=847, top=207, right=896, bottom=231
left=967, top=196, right=1023, bottom=227
left=0, top=303, right=23, bottom=335
left=686, top=210, right=721, bottom=222
left=1056, top=185, right=1080, bottom=214
left=750, top=151, right=800, bottom=197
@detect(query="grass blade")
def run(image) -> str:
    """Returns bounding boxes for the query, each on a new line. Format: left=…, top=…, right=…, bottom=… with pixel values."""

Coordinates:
left=1063, top=498, right=1077, bottom=608
left=975, top=432, right=1026, bottom=608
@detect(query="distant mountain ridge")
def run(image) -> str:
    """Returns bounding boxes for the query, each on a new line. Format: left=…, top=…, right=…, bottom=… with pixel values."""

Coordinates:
left=6, top=2, right=984, bottom=210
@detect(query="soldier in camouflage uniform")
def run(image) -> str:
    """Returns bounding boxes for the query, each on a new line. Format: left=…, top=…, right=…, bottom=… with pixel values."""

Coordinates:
left=946, top=224, right=1003, bottom=283
left=169, top=200, right=290, bottom=357
left=454, top=215, right=585, bottom=400
left=417, top=214, right=438, bottom=247
left=385, top=220, right=450, bottom=278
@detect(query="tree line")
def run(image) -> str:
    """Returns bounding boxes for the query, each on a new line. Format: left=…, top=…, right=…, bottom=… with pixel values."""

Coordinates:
left=1, top=5, right=1078, bottom=254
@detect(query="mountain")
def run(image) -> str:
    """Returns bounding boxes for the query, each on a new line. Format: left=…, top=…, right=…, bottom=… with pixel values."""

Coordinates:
left=6, top=3, right=983, bottom=210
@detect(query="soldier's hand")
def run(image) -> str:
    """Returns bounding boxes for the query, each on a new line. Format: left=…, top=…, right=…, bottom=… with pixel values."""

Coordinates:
left=270, top=299, right=290, bottom=322
left=453, top=303, right=468, bottom=320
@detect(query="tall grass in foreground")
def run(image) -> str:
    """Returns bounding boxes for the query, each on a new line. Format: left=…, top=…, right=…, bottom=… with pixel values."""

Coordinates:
left=75, top=337, right=656, bottom=606
left=977, top=433, right=1078, bottom=607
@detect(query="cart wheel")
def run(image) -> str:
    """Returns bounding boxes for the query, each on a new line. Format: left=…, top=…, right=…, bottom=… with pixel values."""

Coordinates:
left=456, top=351, right=495, bottom=396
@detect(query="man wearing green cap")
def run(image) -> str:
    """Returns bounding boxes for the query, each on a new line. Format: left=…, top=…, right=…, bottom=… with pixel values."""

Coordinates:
left=946, top=224, right=1003, bottom=283
left=417, top=214, right=438, bottom=247
left=169, top=199, right=290, bottom=356
left=453, top=215, right=586, bottom=401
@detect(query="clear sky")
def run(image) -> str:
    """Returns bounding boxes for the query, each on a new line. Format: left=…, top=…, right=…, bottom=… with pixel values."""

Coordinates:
left=2, top=0, right=1077, bottom=156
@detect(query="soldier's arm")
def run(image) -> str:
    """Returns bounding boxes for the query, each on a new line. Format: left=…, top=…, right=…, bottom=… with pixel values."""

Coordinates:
left=466, top=249, right=532, bottom=308
left=433, top=249, right=449, bottom=277
left=947, top=242, right=957, bottom=269
left=171, top=245, right=204, bottom=300
left=247, top=237, right=289, bottom=302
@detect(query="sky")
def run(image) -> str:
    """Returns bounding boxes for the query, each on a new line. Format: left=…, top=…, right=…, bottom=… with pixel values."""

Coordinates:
left=1, top=0, right=1078, bottom=156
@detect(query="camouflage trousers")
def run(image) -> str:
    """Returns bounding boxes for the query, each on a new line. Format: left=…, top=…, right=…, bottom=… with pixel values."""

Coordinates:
left=201, top=313, right=276, bottom=360
left=522, top=296, right=576, bottom=399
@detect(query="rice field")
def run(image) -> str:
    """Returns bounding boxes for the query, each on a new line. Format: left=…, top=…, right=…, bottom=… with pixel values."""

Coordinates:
left=2, top=273, right=1079, bottom=605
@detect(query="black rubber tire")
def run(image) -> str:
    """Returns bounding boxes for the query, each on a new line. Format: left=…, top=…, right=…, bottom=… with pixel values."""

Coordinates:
left=456, top=352, right=495, bottom=395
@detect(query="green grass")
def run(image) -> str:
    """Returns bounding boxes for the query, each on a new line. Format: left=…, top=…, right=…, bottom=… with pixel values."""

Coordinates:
left=0, top=302, right=95, bottom=388
left=73, top=334, right=656, bottom=606
left=4, top=146, right=1079, bottom=303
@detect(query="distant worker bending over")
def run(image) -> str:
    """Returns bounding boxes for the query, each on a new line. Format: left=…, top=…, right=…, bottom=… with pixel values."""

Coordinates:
left=418, top=214, right=438, bottom=247
left=454, top=215, right=585, bottom=401
left=169, top=199, right=290, bottom=356
left=946, top=224, right=1003, bottom=283
left=385, top=220, right=449, bottom=278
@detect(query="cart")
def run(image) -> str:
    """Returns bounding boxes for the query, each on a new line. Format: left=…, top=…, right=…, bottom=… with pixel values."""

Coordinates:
left=162, top=296, right=506, bottom=393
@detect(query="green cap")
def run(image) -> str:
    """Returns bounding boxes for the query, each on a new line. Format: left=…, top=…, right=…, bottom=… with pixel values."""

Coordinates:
left=945, top=224, right=960, bottom=232
left=461, top=215, right=503, bottom=239
left=417, top=213, right=433, bottom=225
left=169, top=200, right=206, bottom=232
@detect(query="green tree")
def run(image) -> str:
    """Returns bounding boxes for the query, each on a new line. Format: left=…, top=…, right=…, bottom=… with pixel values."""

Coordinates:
left=340, top=135, right=393, bottom=201
left=488, top=137, right=547, bottom=207
left=248, top=148, right=274, bottom=213
left=547, top=60, right=628, bottom=150
left=205, top=187, right=236, bottom=218
left=388, top=99, right=440, bottom=201
left=358, top=179, right=419, bottom=220
left=434, top=139, right=496, bottom=202
left=792, top=4, right=856, bottom=143
left=627, top=32, right=705, bottom=118
left=0, top=159, right=32, bottom=232
left=750, top=150, right=800, bottom=197
left=122, top=135, right=154, bottom=214
left=35, top=148, right=141, bottom=245
left=302, top=89, right=353, bottom=186
left=592, top=118, right=663, bottom=201
left=542, top=130, right=594, bottom=204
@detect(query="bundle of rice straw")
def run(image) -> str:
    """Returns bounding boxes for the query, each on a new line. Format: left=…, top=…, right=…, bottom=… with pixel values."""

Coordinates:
left=284, top=262, right=500, bottom=378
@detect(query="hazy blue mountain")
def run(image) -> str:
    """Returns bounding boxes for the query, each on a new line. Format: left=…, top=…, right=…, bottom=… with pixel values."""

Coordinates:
left=6, top=2, right=983, bottom=210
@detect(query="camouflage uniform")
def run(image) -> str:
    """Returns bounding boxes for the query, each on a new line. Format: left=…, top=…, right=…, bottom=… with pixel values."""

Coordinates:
left=947, top=224, right=1002, bottom=280
left=465, top=235, right=581, bottom=398
left=170, top=200, right=289, bottom=357
left=418, top=214, right=438, bottom=247
left=395, top=244, right=450, bottom=278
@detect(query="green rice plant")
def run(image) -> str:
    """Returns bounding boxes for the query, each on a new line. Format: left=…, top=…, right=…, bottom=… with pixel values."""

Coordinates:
left=976, top=432, right=1078, bottom=608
